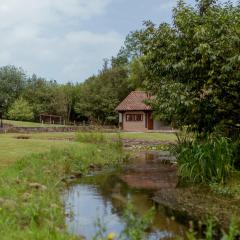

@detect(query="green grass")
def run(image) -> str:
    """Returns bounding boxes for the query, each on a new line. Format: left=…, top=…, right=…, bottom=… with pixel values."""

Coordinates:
left=0, top=130, right=173, bottom=239
left=0, top=131, right=175, bottom=168
left=76, top=131, right=108, bottom=144
left=3, top=119, right=177, bottom=141
left=73, top=132, right=176, bottom=142
left=1, top=132, right=76, bottom=140
left=115, top=132, right=177, bottom=141
left=0, top=133, right=80, bottom=167
left=3, top=119, right=68, bottom=128
left=0, top=135, right=127, bottom=239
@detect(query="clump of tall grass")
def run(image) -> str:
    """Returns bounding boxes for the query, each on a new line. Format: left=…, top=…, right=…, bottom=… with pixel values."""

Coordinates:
left=173, top=134, right=235, bottom=183
left=76, top=131, right=107, bottom=144
left=186, top=217, right=239, bottom=240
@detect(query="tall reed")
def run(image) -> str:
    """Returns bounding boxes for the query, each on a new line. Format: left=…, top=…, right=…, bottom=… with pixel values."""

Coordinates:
left=173, top=134, right=235, bottom=183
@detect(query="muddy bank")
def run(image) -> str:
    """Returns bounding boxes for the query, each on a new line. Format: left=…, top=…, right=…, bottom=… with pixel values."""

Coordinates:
left=153, top=186, right=240, bottom=229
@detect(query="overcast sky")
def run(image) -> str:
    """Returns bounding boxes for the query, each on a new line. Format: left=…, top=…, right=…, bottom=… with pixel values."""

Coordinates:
left=0, top=0, right=237, bottom=83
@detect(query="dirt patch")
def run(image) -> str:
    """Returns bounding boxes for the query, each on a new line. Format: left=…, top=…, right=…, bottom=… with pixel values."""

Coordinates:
left=15, top=135, right=31, bottom=140
left=153, top=186, right=240, bottom=229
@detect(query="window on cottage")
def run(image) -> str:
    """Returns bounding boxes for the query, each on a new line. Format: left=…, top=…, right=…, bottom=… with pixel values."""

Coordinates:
left=126, top=114, right=143, bottom=121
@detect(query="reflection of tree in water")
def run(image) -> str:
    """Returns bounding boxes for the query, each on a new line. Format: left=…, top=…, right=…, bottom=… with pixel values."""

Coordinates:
left=82, top=170, right=187, bottom=239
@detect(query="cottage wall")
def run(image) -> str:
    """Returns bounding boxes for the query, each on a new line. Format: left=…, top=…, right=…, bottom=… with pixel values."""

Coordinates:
left=153, top=120, right=172, bottom=130
left=122, top=111, right=148, bottom=132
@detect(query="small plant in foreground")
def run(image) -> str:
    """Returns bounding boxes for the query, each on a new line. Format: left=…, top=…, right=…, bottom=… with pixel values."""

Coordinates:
left=186, top=217, right=239, bottom=240
left=119, top=203, right=155, bottom=240
left=93, top=203, right=155, bottom=240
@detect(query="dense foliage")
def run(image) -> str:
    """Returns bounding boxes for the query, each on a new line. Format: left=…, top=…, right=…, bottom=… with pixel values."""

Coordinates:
left=174, top=134, right=235, bottom=183
left=0, top=66, right=26, bottom=113
left=7, top=98, right=34, bottom=121
left=0, top=59, right=133, bottom=124
left=75, top=64, right=132, bottom=124
left=126, top=0, right=240, bottom=134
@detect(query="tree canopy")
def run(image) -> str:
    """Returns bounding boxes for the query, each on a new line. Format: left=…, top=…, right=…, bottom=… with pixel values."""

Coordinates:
left=8, top=98, right=34, bottom=121
left=74, top=60, right=132, bottom=124
left=125, top=0, right=240, bottom=133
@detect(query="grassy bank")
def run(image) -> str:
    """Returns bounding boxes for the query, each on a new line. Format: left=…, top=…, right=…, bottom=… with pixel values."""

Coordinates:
left=108, top=132, right=177, bottom=142
left=0, top=135, right=127, bottom=239
left=3, top=119, right=69, bottom=128
left=0, top=131, right=176, bottom=167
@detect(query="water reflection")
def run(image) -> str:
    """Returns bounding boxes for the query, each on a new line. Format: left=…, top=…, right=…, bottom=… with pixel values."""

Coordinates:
left=65, top=184, right=125, bottom=239
left=64, top=151, right=187, bottom=239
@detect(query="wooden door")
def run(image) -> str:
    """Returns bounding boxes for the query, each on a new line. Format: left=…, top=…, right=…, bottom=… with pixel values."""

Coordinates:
left=147, top=112, right=153, bottom=130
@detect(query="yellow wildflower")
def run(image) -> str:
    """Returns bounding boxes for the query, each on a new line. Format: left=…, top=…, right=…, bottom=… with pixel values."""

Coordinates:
left=107, top=232, right=116, bottom=240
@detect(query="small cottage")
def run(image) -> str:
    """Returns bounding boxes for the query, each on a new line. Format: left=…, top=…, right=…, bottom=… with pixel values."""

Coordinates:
left=116, top=91, right=166, bottom=132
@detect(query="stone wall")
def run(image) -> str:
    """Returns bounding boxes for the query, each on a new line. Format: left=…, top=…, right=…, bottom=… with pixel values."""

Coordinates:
left=0, top=125, right=117, bottom=134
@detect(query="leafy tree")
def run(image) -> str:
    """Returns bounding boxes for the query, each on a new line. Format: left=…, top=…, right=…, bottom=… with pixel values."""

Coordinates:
left=111, top=47, right=129, bottom=68
left=133, top=0, right=240, bottom=133
left=23, top=75, right=75, bottom=121
left=74, top=64, right=132, bottom=124
left=196, top=0, right=217, bottom=15
left=8, top=98, right=34, bottom=121
left=61, top=83, right=78, bottom=122
left=128, top=56, right=148, bottom=89
left=23, top=74, right=51, bottom=116
left=0, top=65, right=26, bottom=115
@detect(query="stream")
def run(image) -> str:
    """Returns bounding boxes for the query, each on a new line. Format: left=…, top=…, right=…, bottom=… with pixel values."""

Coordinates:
left=63, top=151, right=187, bottom=240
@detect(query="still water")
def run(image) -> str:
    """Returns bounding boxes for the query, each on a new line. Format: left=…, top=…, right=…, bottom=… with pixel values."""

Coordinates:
left=64, top=152, right=187, bottom=240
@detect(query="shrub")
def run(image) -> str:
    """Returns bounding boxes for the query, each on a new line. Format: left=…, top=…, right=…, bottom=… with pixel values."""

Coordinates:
left=7, top=97, right=34, bottom=121
left=173, top=135, right=235, bottom=183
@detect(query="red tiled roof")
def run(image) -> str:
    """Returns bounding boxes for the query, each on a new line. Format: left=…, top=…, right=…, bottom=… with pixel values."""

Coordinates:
left=116, top=91, right=152, bottom=111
